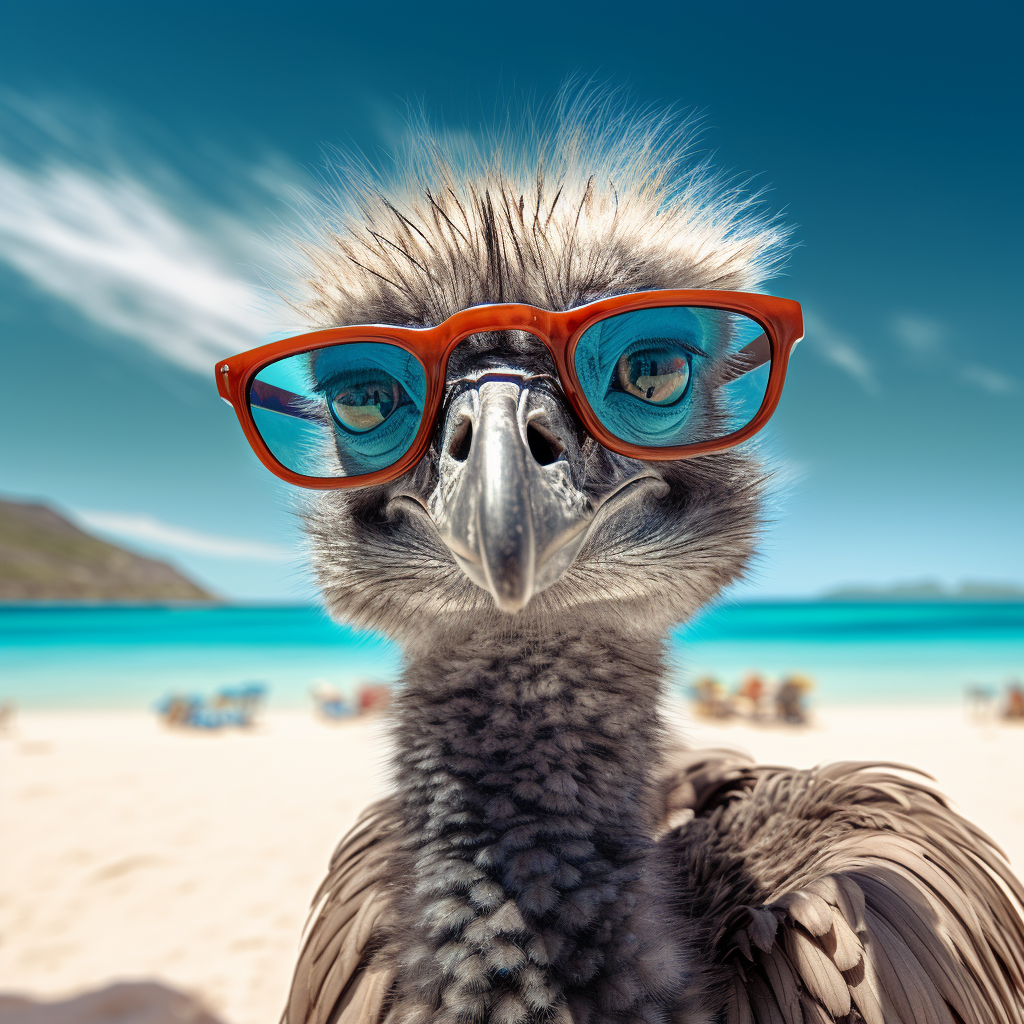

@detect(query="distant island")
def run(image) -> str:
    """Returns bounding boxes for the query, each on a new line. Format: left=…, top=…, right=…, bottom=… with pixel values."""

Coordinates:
left=0, top=497, right=216, bottom=602
left=823, top=580, right=1024, bottom=602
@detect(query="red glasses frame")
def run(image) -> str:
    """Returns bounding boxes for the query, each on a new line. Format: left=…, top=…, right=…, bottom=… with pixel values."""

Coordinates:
left=215, top=289, right=803, bottom=490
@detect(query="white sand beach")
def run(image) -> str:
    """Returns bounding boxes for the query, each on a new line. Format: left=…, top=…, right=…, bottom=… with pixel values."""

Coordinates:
left=1, top=706, right=1022, bottom=1024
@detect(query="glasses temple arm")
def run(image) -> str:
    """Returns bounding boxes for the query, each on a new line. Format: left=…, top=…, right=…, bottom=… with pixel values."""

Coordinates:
left=249, top=380, right=318, bottom=420
left=721, top=332, right=772, bottom=382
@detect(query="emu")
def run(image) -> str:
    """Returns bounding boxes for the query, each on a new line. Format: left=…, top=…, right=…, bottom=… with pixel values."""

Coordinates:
left=219, top=101, right=1024, bottom=1023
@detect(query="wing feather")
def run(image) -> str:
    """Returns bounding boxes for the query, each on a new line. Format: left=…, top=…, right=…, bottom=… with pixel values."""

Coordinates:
left=854, top=873, right=979, bottom=1022
left=331, top=968, right=393, bottom=1024
left=781, top=929, right=850, bottom=1017
left=727, top=975, right=755, bottom=1024
left=283, top=799, right=402, bottom=1024
left=798, top=991, right=833, bottom=1024
left=845, top=950, right=888, bottom=1024
left=860, top=906, right=952, bottom=1024
left=773, top=893, right=833, bottom=938
left=762, top=946, right=803, bottom=1021
left=746, top=975, right=786, bottom=1024
left=657, top=754, right=1024, bottom=1024
left=820, top=914, right=861, bottom=973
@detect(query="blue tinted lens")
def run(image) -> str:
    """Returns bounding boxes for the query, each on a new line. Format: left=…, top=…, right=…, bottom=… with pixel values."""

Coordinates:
left=572, top=306, right=770, bottom=447
left=250, top=342, right=427, bottom=478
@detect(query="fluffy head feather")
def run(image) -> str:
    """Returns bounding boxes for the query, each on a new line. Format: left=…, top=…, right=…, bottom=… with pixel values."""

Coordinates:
left=292, top=95, right=788, bottom=330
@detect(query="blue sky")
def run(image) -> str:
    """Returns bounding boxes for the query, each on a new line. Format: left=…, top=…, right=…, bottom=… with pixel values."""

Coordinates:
left=0, top=1, right=1020, bottom=601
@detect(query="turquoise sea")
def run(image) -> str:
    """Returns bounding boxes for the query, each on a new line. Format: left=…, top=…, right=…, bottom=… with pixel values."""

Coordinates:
left=0, top=602, right=1021, bottom=709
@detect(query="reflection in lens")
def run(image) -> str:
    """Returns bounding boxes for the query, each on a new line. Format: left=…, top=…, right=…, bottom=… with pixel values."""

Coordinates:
left=573, top=306, right=770, bottom=448
left=328, top=377, right=404, bottom=433
left=615, top=344, right=692, bottom=405
left=249, top=342, right=427, bottom=478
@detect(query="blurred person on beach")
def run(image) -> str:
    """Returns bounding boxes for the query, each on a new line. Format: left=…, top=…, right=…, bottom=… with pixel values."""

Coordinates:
left=966, top=683, right=997, bottom=723
left=1005, top=682, right=1024, bottom=721
left=692, top=676, right=733, bottom=719
left=775, top=675, right=812, bottom=725
left=357, top=684, right=392, bottom=716
left=738, top=673, right=766, bottom=720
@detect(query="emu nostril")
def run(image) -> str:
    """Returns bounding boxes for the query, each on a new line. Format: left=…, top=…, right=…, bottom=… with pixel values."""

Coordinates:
left=449, top=418, right=473, bottom=462
left=527, top=423, right=563, bottom=466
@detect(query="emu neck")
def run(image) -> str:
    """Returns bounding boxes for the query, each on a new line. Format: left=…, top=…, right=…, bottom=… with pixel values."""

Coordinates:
left=387, top=623, right=685, bottom=1023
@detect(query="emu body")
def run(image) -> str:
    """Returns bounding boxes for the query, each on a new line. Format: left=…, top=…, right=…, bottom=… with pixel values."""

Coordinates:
left=271, top=104, right=1024, bottom=1023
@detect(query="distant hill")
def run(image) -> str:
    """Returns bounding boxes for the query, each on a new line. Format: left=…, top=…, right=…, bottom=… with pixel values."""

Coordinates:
left=0, top=497, right=216, bottom=602
left=823, top=579, right=1024, bottom=602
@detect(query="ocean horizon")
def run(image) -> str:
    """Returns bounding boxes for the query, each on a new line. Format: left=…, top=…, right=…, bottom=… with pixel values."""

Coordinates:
left=1, top=600, right=1021, bottom=710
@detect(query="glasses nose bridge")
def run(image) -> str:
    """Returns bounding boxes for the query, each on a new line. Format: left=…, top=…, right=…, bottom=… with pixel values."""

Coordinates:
left=446, top=306, right=562, bottom=355
left=442, top=310, right=569, bottom=387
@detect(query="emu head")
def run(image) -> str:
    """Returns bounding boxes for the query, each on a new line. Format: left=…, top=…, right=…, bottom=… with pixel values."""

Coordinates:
left=294, top=119, right=788, bottom=642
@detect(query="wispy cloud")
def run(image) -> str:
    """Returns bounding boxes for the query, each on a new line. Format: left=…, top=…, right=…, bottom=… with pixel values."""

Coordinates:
left=75, top=510, right=295, bottom=561
left=0, top=94, right=299, bottom=373
left=890, top=313, right=945, bottom=356
left=802, top=310, right=879, bottom=395
left=889, top=311, right=1018, bottom=396
left=961, top=364, right=1018, bottom=395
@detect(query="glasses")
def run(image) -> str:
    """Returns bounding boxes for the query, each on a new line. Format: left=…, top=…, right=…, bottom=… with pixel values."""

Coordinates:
left=215, top=290, right=803, bottom=490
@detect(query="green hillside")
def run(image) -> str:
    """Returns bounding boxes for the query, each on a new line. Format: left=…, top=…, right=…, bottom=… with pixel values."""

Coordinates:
left=0, top=497, right=215, bottom=602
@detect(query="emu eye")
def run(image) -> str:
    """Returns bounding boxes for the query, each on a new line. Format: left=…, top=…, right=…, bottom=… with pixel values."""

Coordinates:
left=328, top=376, right=405, bottom=433
left=615, top=345, right=692, bottom=405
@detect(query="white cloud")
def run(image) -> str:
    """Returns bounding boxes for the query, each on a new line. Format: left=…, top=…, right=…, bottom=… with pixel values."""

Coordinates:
left=802, top=310, right=879, bottom=395
left=74, top=510, right=295, bottom=561
left=961, top=364, right=1018, bottom=395
left=886, top=311, right=1016, bottom=397
left=0, top=95, right=298, bottom=373
left=891, top=313, right=945, bottom=356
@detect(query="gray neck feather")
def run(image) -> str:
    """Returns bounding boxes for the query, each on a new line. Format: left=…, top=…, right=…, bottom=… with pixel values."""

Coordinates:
left=383, top=622, right=691, bottom=1023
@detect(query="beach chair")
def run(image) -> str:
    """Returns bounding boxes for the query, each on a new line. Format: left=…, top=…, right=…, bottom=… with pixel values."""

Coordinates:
left=156, top=684, right=267, bottom=729
left=214, top=683, right=267, bottom=726
left=311, top=682, right=354, bottom=720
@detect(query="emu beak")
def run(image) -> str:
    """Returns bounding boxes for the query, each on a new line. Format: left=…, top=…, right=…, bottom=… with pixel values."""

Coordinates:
left=427, top=379, right=592, bottom=613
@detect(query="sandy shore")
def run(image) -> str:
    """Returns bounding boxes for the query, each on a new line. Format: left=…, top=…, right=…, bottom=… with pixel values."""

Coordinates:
left=2, top=705, right=1022, bottom=1024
